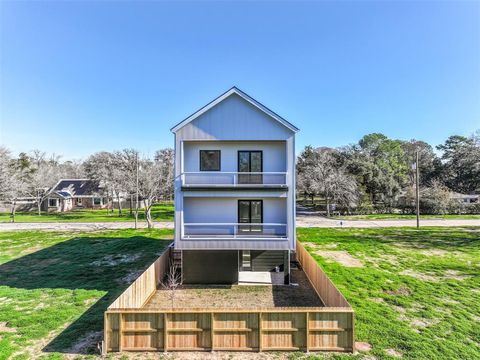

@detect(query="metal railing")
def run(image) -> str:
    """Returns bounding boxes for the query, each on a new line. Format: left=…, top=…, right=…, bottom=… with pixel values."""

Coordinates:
left=181, top=172, right=287, bottom=186
left=183, top=223, right=287, bottom=239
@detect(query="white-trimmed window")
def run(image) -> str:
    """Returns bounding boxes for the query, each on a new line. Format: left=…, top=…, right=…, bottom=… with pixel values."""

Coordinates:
left=93, top=197, right=102, bottom=205
left=76, top=198, right=82, bottom=205
left=48, top=198, right=58, bottom=207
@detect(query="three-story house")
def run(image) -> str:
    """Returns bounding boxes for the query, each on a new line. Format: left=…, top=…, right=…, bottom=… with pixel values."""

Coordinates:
left=171, top=87, right=298, bottom=284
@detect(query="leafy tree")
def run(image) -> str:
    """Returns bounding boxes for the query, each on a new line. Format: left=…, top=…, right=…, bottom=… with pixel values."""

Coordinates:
left=345, top=133, right=407, bottom=209
left=401, top=140, right=442, bottom=187
left=437, top=132, right=480, bottom=193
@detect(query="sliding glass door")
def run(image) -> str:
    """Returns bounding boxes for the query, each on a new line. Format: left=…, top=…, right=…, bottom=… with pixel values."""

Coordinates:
left=238, top=200, right=263, bottom=234
left=238, top=151, right=263, bottom=184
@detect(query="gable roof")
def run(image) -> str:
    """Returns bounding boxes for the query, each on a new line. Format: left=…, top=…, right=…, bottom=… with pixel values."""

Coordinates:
left=170, top=86, right=299, bottom=133
left=48, top=191, right=72, bottom=199
left=49, top=179, right=103, bottom=197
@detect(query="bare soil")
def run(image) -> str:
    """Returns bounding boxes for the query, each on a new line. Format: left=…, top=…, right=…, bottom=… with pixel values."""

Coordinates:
left=0, top=321, right=16, bottom=333
left=144, top=269, right=322, bottom=309
left=316, top=250, right=363, bottom=267
left=400, top=269, right=471, bottom=282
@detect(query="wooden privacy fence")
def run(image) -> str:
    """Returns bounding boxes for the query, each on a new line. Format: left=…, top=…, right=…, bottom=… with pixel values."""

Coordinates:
left=108, top=244, right=172, bottom=309
left=104, top=241, right=354, bottom=353
left=295, top=239, right=351, bottom=307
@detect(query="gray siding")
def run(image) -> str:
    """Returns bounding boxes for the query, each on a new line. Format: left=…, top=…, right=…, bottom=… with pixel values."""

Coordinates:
left=183, top=141, right=286, bottom=173
left=183, top=198, right=287, bottom=224
left=183, top=250, right=238, bottom=284
left=176, top=94, right=293, bottom=141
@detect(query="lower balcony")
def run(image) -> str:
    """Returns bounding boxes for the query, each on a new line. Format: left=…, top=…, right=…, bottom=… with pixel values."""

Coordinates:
left=182, top=223, right=287, bottom=240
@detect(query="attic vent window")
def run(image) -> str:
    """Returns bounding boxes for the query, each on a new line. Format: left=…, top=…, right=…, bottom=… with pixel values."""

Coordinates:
left=200, top=150, right=221, bottom=171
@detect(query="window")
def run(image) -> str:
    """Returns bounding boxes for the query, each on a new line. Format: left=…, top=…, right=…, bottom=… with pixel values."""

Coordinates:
left=76, top=198, right=82, bottom=205
left=200, top=150, right=221, bottom=171
left=48, top=198, right=58, bottom=207
left=93, top=197, right=102, bottom=205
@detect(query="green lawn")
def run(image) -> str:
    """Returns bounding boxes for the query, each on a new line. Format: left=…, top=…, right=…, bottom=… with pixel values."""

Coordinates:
left=0, top=203, right=174, bottom=223
left=297, top=227, right=480, bottom=360
left=333, top=213, right=480, bottom=220
left=0, top=229, right=173, bottom=360
left=0, top=227, right=478, bottom=359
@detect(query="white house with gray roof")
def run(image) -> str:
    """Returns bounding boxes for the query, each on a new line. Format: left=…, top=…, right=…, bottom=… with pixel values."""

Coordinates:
left=43, top=179, right=108, bottom=212
left=171, top=87, right=298, bottom=285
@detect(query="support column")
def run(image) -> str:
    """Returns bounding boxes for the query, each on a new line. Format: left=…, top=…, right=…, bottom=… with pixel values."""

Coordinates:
left=284, top=250, right=290, bottom=284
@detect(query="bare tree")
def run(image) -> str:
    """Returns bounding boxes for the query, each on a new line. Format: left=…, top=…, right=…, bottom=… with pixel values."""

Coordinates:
left=0, top=147, right=29, bottom=222
left=154, top=148, right=174, bottom=202
left=134, top=149, right=174, bottom=228
left=297, top=147, right=358, bottom=216
left=84, top=152, right=123, bottom=214
left=116, top=149, right=140, bottom=216
left=28, top=150, right=62, bottom=215
left=161, top=261, right=181, bottom=308
left=137, top=158, right=163, bottom=228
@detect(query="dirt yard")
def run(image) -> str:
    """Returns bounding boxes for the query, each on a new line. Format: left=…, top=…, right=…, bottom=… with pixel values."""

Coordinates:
left=144, top=269, right=323, bottom=309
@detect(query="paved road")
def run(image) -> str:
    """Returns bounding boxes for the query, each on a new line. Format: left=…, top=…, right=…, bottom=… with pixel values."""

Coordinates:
left=1, top=217, right=479, bottom=231
left=295, top=216, right=480, bottom=228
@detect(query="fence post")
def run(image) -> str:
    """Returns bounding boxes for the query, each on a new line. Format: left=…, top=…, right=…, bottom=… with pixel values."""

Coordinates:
left=164, top=313, right=168, bottom=352
left=118, top=313, right=123, bottom=352
left=210, top=312, right=215, bottom=351
left=305, top=312, right=309, bottom=352
left=103, top=313, right=109, bottom=354
left=258, top=312, right=262, bottom=351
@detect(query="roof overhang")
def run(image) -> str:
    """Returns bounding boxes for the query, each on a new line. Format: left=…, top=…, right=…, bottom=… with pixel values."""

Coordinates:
left=170, top=87, right=299, bottom=133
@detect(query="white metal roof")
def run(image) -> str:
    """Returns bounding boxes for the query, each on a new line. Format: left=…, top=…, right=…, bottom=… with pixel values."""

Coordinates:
left=170, top=87, right=299, bottom=133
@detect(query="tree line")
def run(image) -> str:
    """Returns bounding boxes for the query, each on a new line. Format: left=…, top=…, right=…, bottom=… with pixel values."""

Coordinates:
left=297, top=131, right=480, bottom=215
left=1, top=130, right=479, bottom=220
left=0, top=147, right=174, bottom=226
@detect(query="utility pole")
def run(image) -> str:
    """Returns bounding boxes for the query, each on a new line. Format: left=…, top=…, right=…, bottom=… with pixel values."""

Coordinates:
left=135, top=152, right=139, bottom=230
left=415, top=150, right=420, bottom=229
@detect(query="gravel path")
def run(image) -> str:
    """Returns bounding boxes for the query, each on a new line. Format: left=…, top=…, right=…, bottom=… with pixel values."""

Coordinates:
left=1, top=217, right=479, bottom=231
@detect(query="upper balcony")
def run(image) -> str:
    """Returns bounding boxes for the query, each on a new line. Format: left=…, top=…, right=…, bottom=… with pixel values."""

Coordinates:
left=180, top=172, right=288, bottom=190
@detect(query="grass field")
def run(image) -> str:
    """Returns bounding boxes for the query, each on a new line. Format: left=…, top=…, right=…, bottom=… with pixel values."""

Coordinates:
left=298, top=227, right=480, bottom=360
left=332, top=214, right=480, bottom=220
left=0, top=203, right=174, bottom=223
left=0, top=227, right=478, bottom=359
left=0, top=229, right=173, bottom=360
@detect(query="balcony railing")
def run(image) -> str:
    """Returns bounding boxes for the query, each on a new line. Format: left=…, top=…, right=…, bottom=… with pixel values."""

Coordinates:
left=181, top=172, right=287, bottom=187
left=183, top=223, right=287, bottom=239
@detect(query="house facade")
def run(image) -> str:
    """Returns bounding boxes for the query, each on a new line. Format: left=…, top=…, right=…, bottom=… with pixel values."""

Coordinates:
left=43, top=179, right=108, bottom=212
left=172, top=87, right=298, bottom=285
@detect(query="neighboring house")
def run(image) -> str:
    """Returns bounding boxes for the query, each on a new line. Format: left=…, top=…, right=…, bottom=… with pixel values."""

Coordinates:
left=43, top=179, right=108, bottom=212
left=172, top=87, right=298, bottom=285
left=450, top=192, right=479, bottom=204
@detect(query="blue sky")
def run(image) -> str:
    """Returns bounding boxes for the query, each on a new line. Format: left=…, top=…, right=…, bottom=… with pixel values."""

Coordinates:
left=1, top=1, right=479, bottom=160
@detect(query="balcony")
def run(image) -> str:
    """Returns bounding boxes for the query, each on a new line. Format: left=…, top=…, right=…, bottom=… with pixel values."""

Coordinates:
left=182, top=223, right=287, bottom=240
left=181, top=172, right=288, bottom=190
